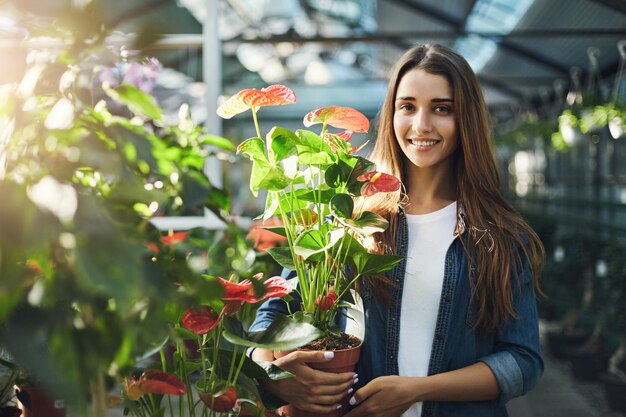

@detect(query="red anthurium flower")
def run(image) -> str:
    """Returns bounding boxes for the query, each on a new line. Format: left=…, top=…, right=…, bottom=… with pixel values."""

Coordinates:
left=217, top=84, right=296, bottom=119
left=181, top=306, right=221, bottom=335
left=357, top=171, right=401, bottom=196
left=218, top=275, right=291, bottom=304
left=303, top=106, right=369, bottom=132
left=336, top=130, right=353, bottom=141
left=198, top=385, right=238, bottom=412
left=315, top=290, right=337, bottom=311
left=125, top=369, right=186, bottom=401
left=262, top=276, right=292, bottom=301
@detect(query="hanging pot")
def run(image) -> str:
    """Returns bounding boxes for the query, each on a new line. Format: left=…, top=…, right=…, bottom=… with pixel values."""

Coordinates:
left=608, top=116, right=625, bottom=139
left=558, top=117, right=585, bottom=146
left=274, top=336, right=362, bottom=417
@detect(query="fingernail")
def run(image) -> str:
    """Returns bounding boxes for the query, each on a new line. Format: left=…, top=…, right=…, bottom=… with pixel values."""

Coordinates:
left=349, top=396, right=357, bottom=406
left=336, top=404, right=342, bottom=410
left=353, top=377, right=359, bottom=385
left=324, top=351, right=334, bottom=359
left=353, top=373, right=359, bottom=379
left=348, top=388, right=353, bottom=395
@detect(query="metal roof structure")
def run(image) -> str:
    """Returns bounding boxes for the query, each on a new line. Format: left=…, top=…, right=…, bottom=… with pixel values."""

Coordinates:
left=2, top=0, right=626, bottom=127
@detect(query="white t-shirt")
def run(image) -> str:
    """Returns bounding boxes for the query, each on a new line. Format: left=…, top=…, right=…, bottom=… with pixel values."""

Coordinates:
left=399, top=201, right=457, bottom=417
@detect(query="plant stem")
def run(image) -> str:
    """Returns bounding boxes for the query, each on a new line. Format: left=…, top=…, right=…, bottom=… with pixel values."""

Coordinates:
left=252, top=107, right=262, bottom=139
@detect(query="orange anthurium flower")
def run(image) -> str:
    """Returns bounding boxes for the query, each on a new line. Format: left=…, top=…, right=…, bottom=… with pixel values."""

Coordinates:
left=181, top=306, right=221, bottom=335
left=315, top=290, right=337, bottom=311
left=357, top=171, right=401, bottom=196
left=198, top=385, right=237, bottom=413
left=217, top=85, right=296, bottom=119
left=146, top=231, right=188, bottom=253
left=125, top=370, right=186, bottom=401
left=303, top=106, right=369, bottom=132
left=160, top=231, right=188, bottom=245
left=246, top=217, right=288, bottom=252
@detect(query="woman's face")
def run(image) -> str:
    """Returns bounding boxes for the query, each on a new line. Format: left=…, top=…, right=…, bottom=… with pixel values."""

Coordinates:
left=393, top=68, right=458, bottom=173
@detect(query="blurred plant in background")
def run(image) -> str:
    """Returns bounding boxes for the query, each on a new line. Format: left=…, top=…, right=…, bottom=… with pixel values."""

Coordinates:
left=0, top=1, right=290, bottom=416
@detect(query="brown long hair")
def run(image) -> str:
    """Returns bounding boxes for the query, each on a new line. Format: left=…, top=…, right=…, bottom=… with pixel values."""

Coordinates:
left=364, top=44, right=544, bottom=335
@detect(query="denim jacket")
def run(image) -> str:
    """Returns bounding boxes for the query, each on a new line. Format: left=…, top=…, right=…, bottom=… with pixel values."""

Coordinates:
left=250, top=210, right=543, bottom=417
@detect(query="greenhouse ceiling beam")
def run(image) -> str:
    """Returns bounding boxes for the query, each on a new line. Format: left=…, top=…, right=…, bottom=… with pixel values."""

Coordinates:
left=221, top=29, right=626, bottom=45
left=4, top=29, right=626, bottom=50
left=388, top=0, right=571, bottom=74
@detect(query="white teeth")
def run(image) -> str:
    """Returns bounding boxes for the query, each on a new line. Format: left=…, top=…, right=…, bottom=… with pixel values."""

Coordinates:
left=409, top=139, right=438, bottom=146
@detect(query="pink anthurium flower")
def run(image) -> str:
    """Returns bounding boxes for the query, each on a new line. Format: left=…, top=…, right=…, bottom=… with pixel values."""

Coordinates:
left=217, top=85, right=296, bottom=119
left=315, top=290, right=337, bottom=311
left=198, top=385, right=238, bottom=412
left=124, top=369, right=186, bottom=401
left=181, top=305, right=221, bottom=335
left=303, top=106, right=369, bottom=132
left=357, top=171, right=401, bottom=196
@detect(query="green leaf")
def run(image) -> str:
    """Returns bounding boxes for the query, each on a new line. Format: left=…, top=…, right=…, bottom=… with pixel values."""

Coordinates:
left=266, top=247, right=296, bottom=271
left=268, top=127, right=298, bottom=163
left=329, top=194, right=353, bottom=219
left=260, top=226, right=287, bottom=238
left=295, top=130, right=334, bottom=165
left=201, top=134, right=236, bottom=152
left=237, top=138, right=268, bottom=163
left=342, top=211, right=389, bottom=236
left=222, top=315, right=323, bottom=350
left=294, top=229, right=344, bottom=261
left=353, top=252, right=403, bottom=275
left=256, top=166, right=293, bottom=192
left=104, top=84, right=161, bottom=121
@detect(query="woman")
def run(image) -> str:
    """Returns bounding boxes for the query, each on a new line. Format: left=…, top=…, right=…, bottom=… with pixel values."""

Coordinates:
left=250, top=43, right=544, bottom=417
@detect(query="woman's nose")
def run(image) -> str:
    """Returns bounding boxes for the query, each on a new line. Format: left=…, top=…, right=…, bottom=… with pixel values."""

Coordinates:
left=411, top=109, right=433, bottom=133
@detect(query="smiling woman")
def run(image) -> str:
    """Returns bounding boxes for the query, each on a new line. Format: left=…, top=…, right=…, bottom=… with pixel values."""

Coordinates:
left=247, top=44, right=545, bottom=417
left=392, top=69, right=458, bottom=189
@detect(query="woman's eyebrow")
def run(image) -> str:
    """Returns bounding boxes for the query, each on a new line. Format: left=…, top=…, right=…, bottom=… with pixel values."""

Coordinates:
left=395, top=96, right=453, bottom=102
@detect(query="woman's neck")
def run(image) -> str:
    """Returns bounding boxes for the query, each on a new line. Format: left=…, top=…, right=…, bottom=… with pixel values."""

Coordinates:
left=404, top=166, right=457, bottom=215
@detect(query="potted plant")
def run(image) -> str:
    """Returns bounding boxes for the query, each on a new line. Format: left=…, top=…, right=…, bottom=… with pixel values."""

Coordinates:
left=215, top=85, right=403, bottom=416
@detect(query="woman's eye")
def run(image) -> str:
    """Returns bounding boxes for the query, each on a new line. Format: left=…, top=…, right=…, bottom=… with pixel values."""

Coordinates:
left=434, top=105, right=451, bottom=114
left=399, top=103, right=414, bottom=111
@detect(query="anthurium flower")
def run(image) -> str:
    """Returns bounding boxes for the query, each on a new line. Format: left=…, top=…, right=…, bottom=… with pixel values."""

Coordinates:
left=146, top=231, right=188, bottom=253
left=315, top=290, right=337, bottom=311
left=218, top=274, right=291, bottom=304
left=303, top=106, right=369, bottom=132
left=198, top=385, right=237, bottom=412
left=357, top=171, right=401, bottom=196
left=246, top=217, right=288, bottom=251
left=181, top=305, right=221, bottom=335
left=124, top=369, right=186, bottom=401
left=217, top=84, right=296, bottom=119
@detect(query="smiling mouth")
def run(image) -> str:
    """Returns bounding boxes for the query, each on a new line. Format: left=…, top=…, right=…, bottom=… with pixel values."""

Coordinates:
left=408, top=138, right=440, bottom=146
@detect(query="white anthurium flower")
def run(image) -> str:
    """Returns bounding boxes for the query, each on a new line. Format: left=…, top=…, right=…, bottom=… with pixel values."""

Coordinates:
left=27, top=175, right=78, bottom=223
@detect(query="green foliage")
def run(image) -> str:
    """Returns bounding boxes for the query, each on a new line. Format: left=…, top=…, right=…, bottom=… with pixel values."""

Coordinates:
left=0, top=3, right=242, bottom=414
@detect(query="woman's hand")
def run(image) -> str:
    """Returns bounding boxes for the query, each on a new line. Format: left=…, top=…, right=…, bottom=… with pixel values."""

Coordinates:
left=253, top=348, right=357, bottom=414
left=344, top=376, right=420, bottom=417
